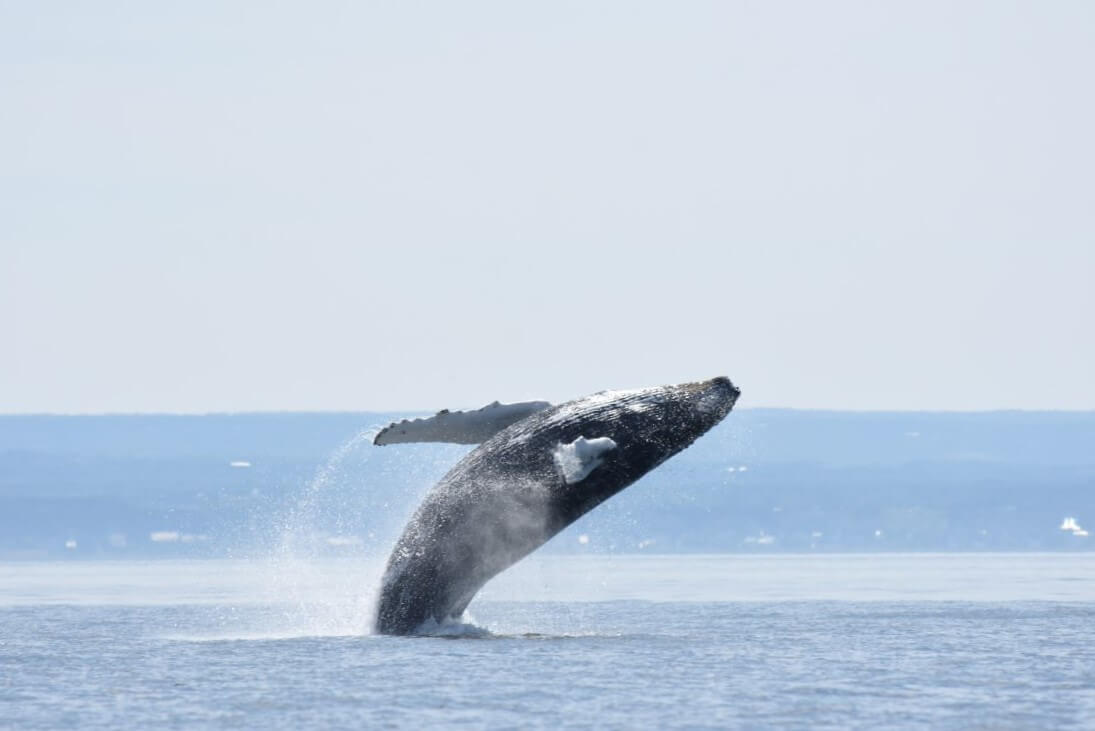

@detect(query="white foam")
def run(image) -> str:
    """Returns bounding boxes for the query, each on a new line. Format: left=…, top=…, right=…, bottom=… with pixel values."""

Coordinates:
left=553, top=436, right=617, bottom=484
left=413, top=613, right=492, bottom=638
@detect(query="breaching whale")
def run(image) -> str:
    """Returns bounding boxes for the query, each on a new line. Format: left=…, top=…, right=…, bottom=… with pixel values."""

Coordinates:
left=372, top=376, right=740, bottom=635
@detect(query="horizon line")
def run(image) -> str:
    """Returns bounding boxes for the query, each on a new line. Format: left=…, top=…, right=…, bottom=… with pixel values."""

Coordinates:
left=3, top=406, right=1095, bottom=418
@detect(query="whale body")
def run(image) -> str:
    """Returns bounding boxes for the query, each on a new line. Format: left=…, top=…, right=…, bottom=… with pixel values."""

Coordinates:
left=372, top=376, right=740, bottom=635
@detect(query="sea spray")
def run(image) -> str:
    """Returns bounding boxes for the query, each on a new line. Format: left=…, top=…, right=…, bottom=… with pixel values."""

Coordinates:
left=277, top=426, right=378, bottom=558
left=248, top=422, right=474, bottom=636
left=259, top=425, right=383, bottom=637
left=213, top=424, right=385, bottom=634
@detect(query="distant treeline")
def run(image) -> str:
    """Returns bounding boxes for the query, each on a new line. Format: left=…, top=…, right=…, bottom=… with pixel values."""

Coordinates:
left=1, top=410, right=1093, bottom=558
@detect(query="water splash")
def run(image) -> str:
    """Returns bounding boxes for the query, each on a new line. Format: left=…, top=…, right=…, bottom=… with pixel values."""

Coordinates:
left=256, top=425, right=387, bottom=637
left=413, top=612, right=493, bottom=638
left=278, top=426, right=379, bottom=556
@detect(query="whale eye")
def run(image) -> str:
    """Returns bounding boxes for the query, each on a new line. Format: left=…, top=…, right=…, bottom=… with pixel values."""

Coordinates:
left=552, top=436, right=617, bottom=484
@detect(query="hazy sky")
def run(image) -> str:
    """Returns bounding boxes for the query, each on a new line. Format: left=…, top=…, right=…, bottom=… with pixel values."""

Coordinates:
left=2, top=1, right=1093, bottom=413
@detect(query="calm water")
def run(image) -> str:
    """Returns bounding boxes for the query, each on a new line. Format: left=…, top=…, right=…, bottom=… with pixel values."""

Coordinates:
left=3, top=554, right=1095, bottom=728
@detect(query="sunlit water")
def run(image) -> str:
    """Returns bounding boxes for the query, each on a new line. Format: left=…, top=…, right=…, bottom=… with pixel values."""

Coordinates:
left=3, top=554, right=1095, bottom=728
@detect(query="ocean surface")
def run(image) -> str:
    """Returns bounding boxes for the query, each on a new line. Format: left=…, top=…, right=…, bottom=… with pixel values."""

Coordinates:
left=3, top=553, right=1095, bottom=728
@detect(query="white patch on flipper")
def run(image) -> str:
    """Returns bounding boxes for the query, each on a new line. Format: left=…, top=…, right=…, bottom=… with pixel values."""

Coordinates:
left=553, top=436, right=617, bottom=484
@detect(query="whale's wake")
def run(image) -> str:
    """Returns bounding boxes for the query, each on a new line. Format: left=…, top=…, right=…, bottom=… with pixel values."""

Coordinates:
left=412, top=613, right=493, bottom=638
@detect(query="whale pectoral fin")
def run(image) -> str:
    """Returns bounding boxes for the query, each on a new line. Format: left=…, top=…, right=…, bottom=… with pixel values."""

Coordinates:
left=373, top=400, right=552, bottom=446
left=553, top=436, right=618, bottom=484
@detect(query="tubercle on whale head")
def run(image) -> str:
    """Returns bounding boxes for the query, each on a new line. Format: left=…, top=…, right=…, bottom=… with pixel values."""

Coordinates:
left=676, top=376, right=740, bottom=427
left=584, top=376, right=738, bottom=467
left=542, top=376, right=739, bottom=535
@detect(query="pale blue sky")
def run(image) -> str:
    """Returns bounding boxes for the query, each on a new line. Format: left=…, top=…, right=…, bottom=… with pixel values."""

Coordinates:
left=2, top=1, right=1093, bottom=413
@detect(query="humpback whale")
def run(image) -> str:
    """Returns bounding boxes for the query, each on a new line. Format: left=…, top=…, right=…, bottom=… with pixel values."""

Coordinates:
left=372, top=376, right=740, bottom=635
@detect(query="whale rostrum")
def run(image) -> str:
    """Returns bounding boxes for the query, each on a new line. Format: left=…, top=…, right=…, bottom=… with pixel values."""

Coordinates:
left=372, top=376, right=740, bottom=635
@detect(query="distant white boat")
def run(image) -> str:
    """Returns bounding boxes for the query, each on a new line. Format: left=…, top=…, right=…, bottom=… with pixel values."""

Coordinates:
left=1060, top=517, right=1088, bottom=537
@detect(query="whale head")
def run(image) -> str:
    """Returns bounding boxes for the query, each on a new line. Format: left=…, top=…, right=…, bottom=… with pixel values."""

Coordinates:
left=663, top=375, right=741, bottom=435
left=538, top=376, right=740, bottom=522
